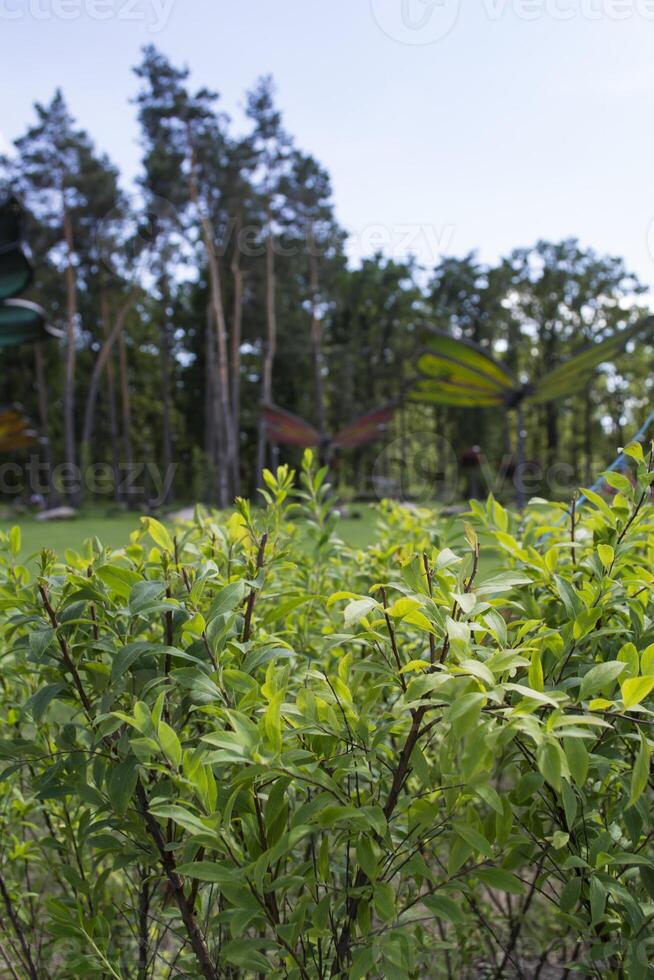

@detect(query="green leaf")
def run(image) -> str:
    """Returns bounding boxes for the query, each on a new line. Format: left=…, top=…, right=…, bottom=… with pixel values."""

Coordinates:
left=604, top=472, right=632, bottom=496
left=208, top=580, right=247, bottom=620
left=262, top=691, right=283, bottom=755
left=350, top=948, right=376, bottom=979
left=28, top=628, right=55, bottom=658
left=8, top=525, right=20, bottom=556
left=597, top=544, right=614, bottom=569
left=344, top=597, right=378, bottom=626
left=453, top=823, right=492, bottom=859
left=356, top=836, right=378, bottom=881
left=578, top=487, right=616, bottom=522
left=563, top=738, right=589, bottom=787
left=621, top=676, right=654, bottom=709
left=96, top=564, right=141, bottom=599
left=423, top=893, right=467, bottom=924
left=140, top=516, right=174, bottom=553
left=148, top=805, right=208, bottom=836
left=129, top=580, right=166, bottom=614
left=641, top=644, right=654, bottom=676
left=617, top=643, right=639, bottom=679
left=475, top=867, right=525, bottom=894
left=177, top=861, right=238, bottom=883
left=560, top=877, right=582, bottom=913
left=640, top=866, right=654, bottom=901
left=222, top=939, right=270, bottom=972
left=458, top=659, right=495, bottom=688
left=590, top=877, right=606, bottom=925
left=553, top=576, right=583, bottom=618
left=113, top=643, right=203, bottom=682
left=158, top=720, right=182, bottom=768
left=24, top=683, right=66, bottom=722
left=373, top=882, right=395, bottom=922
left=447, top=693, right=486, bottom=737
left=579, top=661, right=626, bottom=701
left=528, top=649, right=544, bottom=693
left=452, top=592, right=476, bottom=615
left=106, top=758, right=138, bottom=817
left=473, top=783, right=504, bottom=815
left=387, top=596, right=421, bottom=619
left=561, top=779, right=578, bottom=828
left=537, top=741, right=562, bottom=792
left=475, top=572, right=532, bottom=596
left=629, top=732, right=650, bottom=808
left=622, top=441, right=644, bottom=462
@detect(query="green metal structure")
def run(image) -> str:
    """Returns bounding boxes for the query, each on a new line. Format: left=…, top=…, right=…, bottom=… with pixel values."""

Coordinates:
left=410, top=317, right=654, bottom=506
left=0, top=195, right=55, bottom=342
left=0, top=195, right=60, bottom=452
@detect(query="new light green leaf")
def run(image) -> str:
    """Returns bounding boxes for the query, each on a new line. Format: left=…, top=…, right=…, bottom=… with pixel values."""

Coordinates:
left=140, top=516, right=174, bottom=553
left=597, top=544, right=614, bottom=569
left=621, top=676, right=654, bottom=709
left=344, top=597, right=378, bottom=626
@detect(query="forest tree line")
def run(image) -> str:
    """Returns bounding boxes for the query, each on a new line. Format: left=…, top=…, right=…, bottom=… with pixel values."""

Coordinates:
left=1, top=44, right=652, bottom=509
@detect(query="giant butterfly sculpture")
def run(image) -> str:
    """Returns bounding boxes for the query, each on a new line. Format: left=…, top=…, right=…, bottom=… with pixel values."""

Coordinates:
left=0, top=406, right=37, bottom=452
left=0, top=195, right=60, bottom=453
left=262, top=402, right=396, bottom=465
left=411, top=318, right=654, bottom=505
left=0, top=196, right=55, bottom=345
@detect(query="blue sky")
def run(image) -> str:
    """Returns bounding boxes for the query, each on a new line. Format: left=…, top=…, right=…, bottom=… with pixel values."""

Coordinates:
left=3, top=0, right=654, bottom=285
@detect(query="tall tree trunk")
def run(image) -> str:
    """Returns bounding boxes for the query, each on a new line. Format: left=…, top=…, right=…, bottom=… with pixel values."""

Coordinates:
left=159, top=277, right=174, bottom=505
left=230, top=218, right=244, bottom=497
left=62, top=202, right=79, bottom=504
left=204, top=303, right=225, bottom=504
left=202, top=229, right=233, bottom=508
left=101, top=291, right=122, bottom=502
left=204, top=310, right=216, bottom=499
left=118, top=327, right=136, bottom=508
left=33, top=343, right=52, bottom=498
left=398, top=358, right=409, bottom=499
left=544, top=328, right=558, bottom=467
left=256, top=207, right=277, bottom=483
left=80, top=291, right=136, bottom=490
left=188, top=147, right=235, bottom=507
left=308, top=239, right=326, bottom=440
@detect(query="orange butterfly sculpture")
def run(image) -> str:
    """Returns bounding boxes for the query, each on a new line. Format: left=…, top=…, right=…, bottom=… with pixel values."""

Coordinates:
left=0, top=406, right=37, bottom=452
left=262, top=403, right=397, bottom=465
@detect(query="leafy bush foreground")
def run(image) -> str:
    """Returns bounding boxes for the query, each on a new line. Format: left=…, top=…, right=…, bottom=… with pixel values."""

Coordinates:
left=0, top=451, right=653, bottom=979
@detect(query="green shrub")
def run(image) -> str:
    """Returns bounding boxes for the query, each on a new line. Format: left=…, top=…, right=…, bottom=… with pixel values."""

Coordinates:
left=0, top=449, right=652, bottom=978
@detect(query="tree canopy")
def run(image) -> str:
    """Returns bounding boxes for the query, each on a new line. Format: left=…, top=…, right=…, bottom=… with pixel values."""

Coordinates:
left=1, top=46, right=652, bottom=509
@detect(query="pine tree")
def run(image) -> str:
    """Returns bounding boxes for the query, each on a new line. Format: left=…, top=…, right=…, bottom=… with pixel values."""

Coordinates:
left=246, top=76, right=292, bottom=482
left=8, top=89, right=122, bottom=503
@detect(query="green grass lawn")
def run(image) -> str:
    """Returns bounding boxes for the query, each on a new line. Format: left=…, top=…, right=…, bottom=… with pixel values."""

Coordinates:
left=0, top=502, right=500, bottom=572
left=0, top=505, right=382, bottom=560
left=0, top=512, right=145, bottom=559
